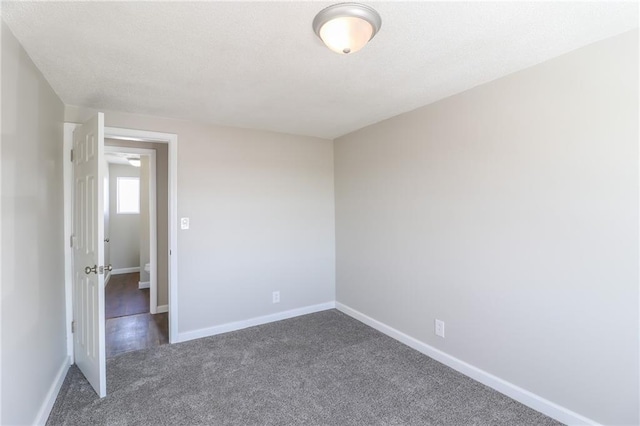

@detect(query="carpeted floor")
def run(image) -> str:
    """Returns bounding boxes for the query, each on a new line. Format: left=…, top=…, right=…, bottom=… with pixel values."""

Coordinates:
left=47, top=310, right=562, bottom=425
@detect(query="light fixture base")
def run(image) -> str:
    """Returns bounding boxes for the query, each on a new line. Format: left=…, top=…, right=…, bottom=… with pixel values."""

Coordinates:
left=313, top=3, right=382, bottom=54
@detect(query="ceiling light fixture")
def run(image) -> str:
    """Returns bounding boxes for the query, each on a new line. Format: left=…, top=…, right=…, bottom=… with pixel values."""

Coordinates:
left=313, top=3, right=382, bottom=55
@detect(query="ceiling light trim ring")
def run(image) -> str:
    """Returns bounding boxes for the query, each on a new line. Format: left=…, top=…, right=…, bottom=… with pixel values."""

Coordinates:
left=312, top=2, right=382, bottom=43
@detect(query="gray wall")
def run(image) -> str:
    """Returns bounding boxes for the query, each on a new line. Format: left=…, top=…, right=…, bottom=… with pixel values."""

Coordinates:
left=139, top=156, right=150, bottom=284
left=103, top=161, right=110, bottom=277
left=105, top=140, right=169, bottom=306
left=1, top=21, right=67, bottom=425
left=108, top=163, right=140, bottom=270
left=334, top=30, right=638, bottom=425
left=67, top=109, right=337, bottom=334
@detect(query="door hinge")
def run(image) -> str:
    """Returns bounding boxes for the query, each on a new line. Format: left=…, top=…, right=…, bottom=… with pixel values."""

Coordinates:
left=69, top=234, right=74, bottom=248
left=71, top=320, right=76, bottom=333
left=70, top=149, right=74, bottom=162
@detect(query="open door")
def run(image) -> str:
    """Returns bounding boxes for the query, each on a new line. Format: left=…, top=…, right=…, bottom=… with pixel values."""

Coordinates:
left=72, top=113, right=107, bottom=397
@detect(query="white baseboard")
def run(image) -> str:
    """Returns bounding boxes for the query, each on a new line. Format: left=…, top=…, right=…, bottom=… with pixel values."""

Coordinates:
left=34, top=356, right=71, bottom=426
left=111, top=266, right=140, bottom=275
left=177, top=301, right=336, bottom=343
left=156, top=304, right=168, bottom=313
left=138, top=281, right=150, bottom=289
left=104, top=271, right=111, bottom=287
left=335, top=302, right=599, bottom=426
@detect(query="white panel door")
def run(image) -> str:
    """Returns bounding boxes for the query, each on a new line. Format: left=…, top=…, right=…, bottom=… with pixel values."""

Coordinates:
left=72, top=113, right=106, bottom=397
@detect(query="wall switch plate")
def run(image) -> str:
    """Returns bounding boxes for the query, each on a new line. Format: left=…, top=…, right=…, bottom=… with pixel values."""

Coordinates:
left=180, top=217, right=189, bottom=230
left=435, top=319, right=445, bottom=338
left=272, top=291, right=280, bottom=304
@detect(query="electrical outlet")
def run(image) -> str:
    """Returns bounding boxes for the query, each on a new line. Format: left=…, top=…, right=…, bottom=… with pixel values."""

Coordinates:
left=435, top=319, right=445, bottom=338
left=180, top=217, right=189, bottom=230
left=272, top=291, right=280, bottom=304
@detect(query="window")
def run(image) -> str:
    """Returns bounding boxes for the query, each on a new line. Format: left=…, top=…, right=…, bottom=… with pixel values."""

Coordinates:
left=116, top=177, right=140, bottom=214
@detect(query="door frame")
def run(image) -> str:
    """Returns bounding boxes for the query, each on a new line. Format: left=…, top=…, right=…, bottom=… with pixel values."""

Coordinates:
left=104, top=146, right=159, bottom=313
left=64, top=123, right=179, bottom=364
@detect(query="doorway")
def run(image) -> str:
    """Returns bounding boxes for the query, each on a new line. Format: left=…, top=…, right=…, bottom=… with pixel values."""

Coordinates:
left=103, top=145, right=168, bottom=357
left=63, top=119, right=179, bottom=396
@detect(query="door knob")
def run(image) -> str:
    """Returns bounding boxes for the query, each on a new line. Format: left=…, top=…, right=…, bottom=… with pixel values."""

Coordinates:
left=105, top=264, right=113, bottom=272
left=85, top=265, right=98, bottom=274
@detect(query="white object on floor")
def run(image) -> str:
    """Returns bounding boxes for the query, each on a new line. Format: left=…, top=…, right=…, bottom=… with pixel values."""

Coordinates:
left=140, top=263, right=151, bottom=289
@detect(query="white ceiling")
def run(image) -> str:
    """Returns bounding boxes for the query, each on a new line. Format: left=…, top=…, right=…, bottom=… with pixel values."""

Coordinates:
left=105, top=152, right=140, bottom=166
left=2, top=1, right=637, bottom=139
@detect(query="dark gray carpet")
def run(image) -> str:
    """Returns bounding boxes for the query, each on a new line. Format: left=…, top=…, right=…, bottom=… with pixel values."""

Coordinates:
left=47, top=310, right=562, bottom=425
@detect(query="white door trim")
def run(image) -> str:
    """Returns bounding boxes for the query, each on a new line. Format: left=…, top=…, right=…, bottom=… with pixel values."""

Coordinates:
left=63, top=123, right=179, bottom=360
left=105, top=146, right=158, bottom=314
left=63, top=123, right=79, bottom=363
left=103, top=127, right=179, bottom=343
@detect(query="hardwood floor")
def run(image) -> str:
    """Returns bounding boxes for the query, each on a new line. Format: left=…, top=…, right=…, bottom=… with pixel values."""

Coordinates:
left=106, top=312, right=169, bottom=357
left=105, top=272, right=168, bottom=358
left=106, top=272, right=149, bottom=319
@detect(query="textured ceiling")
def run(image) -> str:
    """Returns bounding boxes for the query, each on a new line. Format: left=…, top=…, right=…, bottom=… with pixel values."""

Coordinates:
left=2, top=1, right=637, bottom=139
left=105, top=152, right=140, bottom=166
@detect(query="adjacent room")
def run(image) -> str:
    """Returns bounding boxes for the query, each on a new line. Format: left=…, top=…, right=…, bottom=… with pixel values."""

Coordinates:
left=1, top=2, right=638, bottom=426
left=103, top=145, right=169, bottom=357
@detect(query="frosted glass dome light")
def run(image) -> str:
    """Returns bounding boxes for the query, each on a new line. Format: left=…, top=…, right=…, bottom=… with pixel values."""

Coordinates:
left=313, top=3, right=382, bottom=55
